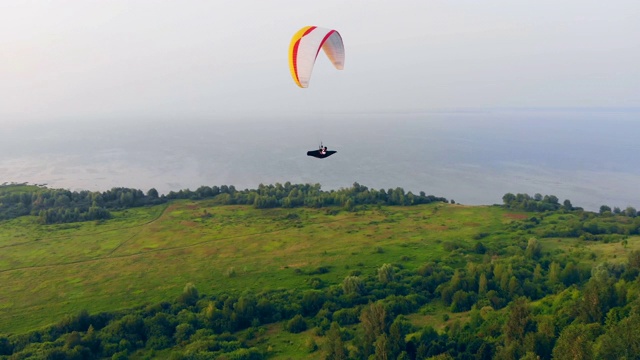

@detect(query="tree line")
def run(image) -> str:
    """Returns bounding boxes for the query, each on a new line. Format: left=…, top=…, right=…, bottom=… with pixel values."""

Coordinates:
left=502, top=192, right=639, bottom=218
left=0, top=183, right=447, bottom=225
left=502, top=192, right=640, bottom=239
left=3, top=183, right=638, bottom=226
left=0, top=185, right=163, bottom=224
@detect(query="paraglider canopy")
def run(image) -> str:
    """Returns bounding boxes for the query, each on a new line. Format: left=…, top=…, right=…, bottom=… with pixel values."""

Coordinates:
left=289, top=26, right=345, bottom=88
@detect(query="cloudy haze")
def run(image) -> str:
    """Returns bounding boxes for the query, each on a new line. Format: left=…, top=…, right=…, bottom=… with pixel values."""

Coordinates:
left=1, top=0, right=639, bottom=124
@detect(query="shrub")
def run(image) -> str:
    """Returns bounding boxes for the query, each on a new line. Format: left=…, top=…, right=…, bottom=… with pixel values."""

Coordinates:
left=305, top=337, right=318, bottom=353
left=333, top=308, right=359, bottom=326
left=378, top=264, right=395, bottom=283
left=178, top=283, right=199, bottom=306
left=286, top=315, right=307, bottom=333
left=342, top=276, right=365, bottom=295
left=225, top=267, right=237, bottom=278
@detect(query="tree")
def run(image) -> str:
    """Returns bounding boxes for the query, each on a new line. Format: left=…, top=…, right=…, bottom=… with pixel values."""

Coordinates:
left=145, top=312, right=176, bottom=347
left=378, top=264, right=395, bottom=284
left=174, top=323, right=195, bottom=344
left=342, top=276, right=365, bottom=295
left=625, top=206, right=637, bottom=217
left=629, top=250, right=640, bottom=270
left=563, top=199, right=573, bottom=210
left=478, top=273, right=488, bottom=296
left=599, top=205, right=611, bottom=215
left=374, top=333, right=391, bottom=360
left=560, top=262, right=580, bottom=286
left=499, top=271, right=510, bottom=293
left=451, top=290, right=476, bottom=312
left=476, top=342, right=494, bottom=360
left=502, top=193, right=516, bottom=207
left=63, top=331, right=81, bottom=350
left=504, top=297, right=532, bottom=356
left=552, top=323, right=599, bottom=360
left=361, top=302, right=388, bottom=358
left=473, top=242, right=487, bottom=254
left=344, top=199, right=354, bottom=212
left=548, top=262, right=561, bottom=286
left=508, top=276, right=520, bottom=297
left=525, top=238, right=542, bottom=259
left=416, top=343, right=429, bottom=359
left=388, top=317, right=408, bottom=359
left=529, top=316, right=556, bottom=359
left=301, top=290, right=326, bottom=316
left=595, top=312, right=640, bottom=359
left=533, top=264, right=543, bottom=283
left=83, top=324, right=99, bottom=352
left=147, top=188, right=159, bottom=199
left=0, top=336, right=12, bottom=356
left=178, top=283, right=199, bottom=306
left=325, top=322, right=346, bottom=360
left=579, top=274, right=616, bottom=324
left=305, top=337, right=318, bottom=353
left=286, top=314, right=307, bottom=333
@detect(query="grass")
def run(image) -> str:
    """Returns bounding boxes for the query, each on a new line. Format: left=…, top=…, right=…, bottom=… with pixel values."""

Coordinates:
left=408, top=301, right=474, bottom=333
left=0, top=200, right=613, bottom=337
left=539, top=235, right=640, bottom=264
left=0, top=201, right=512, bottom=335
left=0, top=183, right=45, bottom=194
left=255, top=325, right=325, bottom=360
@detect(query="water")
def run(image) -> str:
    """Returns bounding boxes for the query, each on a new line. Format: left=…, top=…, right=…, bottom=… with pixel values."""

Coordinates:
left=1, top=108, right=639, bottom=211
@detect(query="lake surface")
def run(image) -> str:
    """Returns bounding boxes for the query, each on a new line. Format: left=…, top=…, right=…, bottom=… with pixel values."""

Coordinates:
left=1, top=108, right=639, bottom=211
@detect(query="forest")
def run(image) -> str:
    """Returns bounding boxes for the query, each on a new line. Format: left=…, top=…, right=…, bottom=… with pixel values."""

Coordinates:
left=0, top=182, right=446, bottom=225
left=1, top=182, right=640, bottom=359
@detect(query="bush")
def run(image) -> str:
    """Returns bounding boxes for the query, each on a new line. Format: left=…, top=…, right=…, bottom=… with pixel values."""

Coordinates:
left=305, top=337, right=318, bottom=353
left=473, top=242, right=487, bottom=254
left=378, top=264, right=395, bottom=283
left=443, top=241, right=461, bottom=251
left=342, top=276, right=365, bottom=295
left=178, top=283, right=199, bottom=306
left=286, top=315, right=307, bottom=333
left=333, top=308, right=359, bottom=326
left=225, top=267, right=237, bottom=278
left=308, top=266, right=330, bottom=275
left=306, top=277, right=325, bottom=289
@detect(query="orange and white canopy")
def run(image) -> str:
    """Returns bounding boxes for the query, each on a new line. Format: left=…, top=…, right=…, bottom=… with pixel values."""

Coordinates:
left=288, top=26, right=345, bottom=88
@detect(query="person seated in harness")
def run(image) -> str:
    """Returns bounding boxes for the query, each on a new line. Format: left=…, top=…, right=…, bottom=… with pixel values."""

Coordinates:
left=307, top=143, right=336, bottom=159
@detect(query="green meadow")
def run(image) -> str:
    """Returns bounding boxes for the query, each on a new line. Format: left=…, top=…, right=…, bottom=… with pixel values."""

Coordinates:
left=0, top=200, right=519, bottom=335
left=4, top=196, right=640, bottom=359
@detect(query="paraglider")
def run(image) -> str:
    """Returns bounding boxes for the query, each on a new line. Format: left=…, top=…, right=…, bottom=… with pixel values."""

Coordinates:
left=307, top=142, right=337, bottom=159
left=289, top=26, right=344, bottom=158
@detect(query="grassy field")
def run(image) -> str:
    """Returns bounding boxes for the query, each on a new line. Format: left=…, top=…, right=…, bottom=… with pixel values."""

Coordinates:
left=0, top=200, right=518, bottom=335
left=1, top=199, right=633, bottom=345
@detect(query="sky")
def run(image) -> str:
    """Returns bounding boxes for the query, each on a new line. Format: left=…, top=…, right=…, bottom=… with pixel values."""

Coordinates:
left=1, top=0, right=639, bottom=124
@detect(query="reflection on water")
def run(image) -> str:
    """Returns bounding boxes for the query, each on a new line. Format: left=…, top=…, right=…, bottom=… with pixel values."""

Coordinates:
left=1, top=109, right=639, bottom=211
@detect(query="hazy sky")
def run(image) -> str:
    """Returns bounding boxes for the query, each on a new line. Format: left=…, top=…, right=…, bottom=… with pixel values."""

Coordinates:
left=1, top=1, right=639, bottom=123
